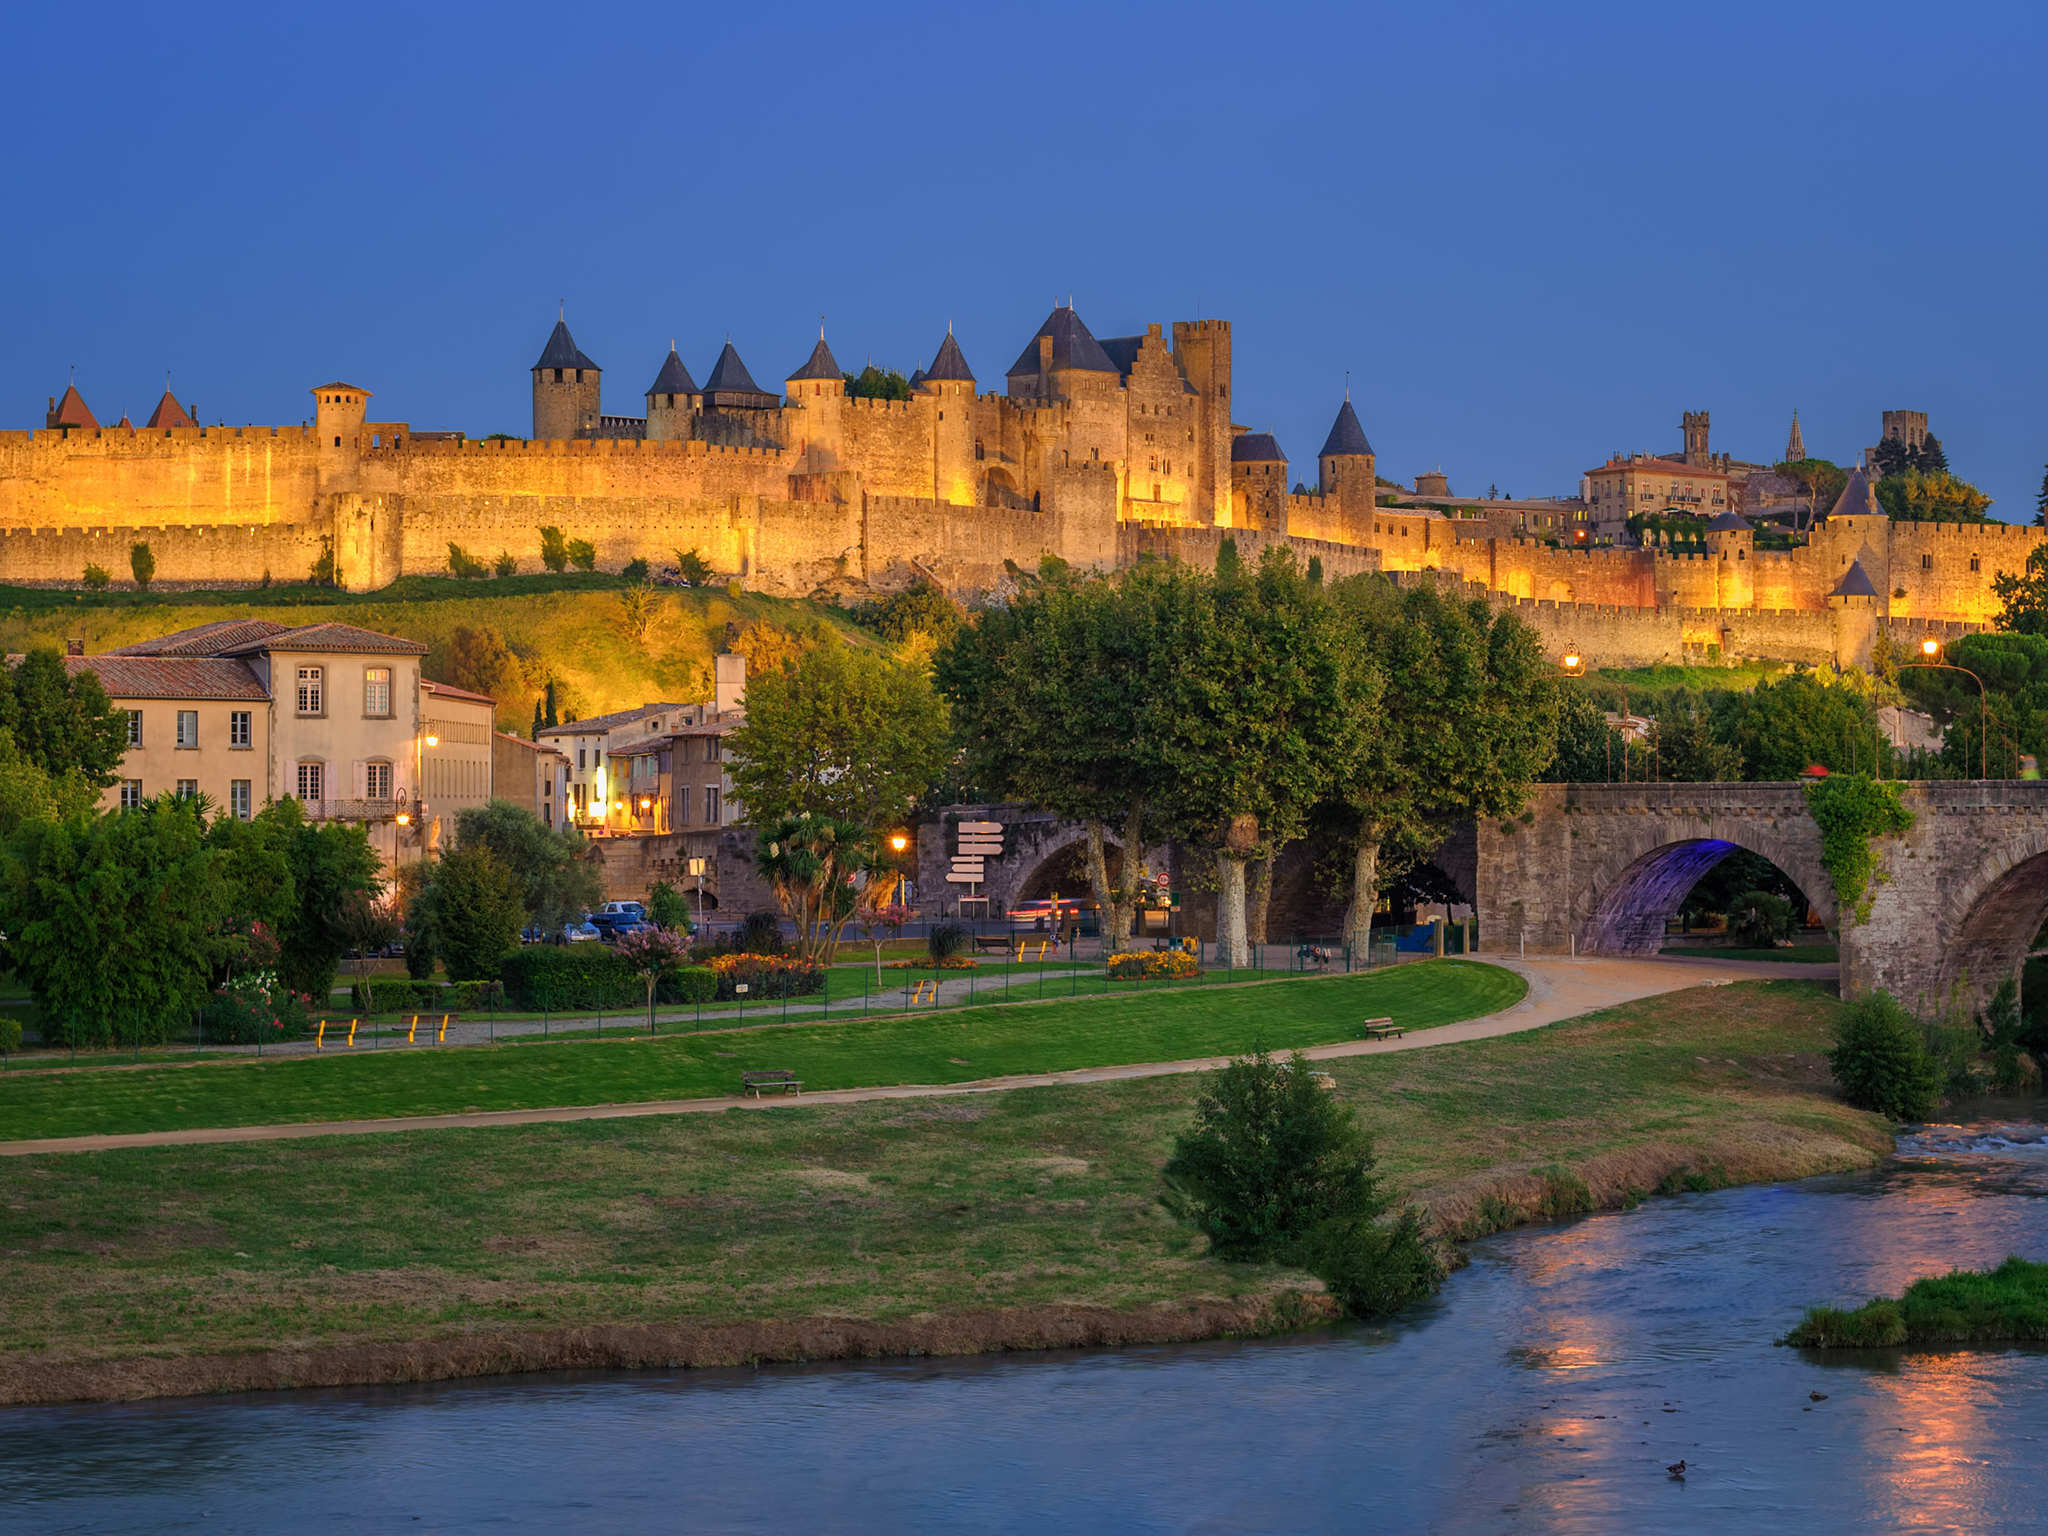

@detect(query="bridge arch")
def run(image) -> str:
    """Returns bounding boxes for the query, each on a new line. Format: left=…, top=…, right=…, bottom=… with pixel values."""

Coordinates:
left=1928, top=829, right=2048, bottom=1008
left=1576, top=821, right=1835, bottom=956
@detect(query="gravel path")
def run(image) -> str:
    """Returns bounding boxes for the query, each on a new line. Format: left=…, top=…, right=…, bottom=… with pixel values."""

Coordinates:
left=0, top=954, right=1831, bottom=1157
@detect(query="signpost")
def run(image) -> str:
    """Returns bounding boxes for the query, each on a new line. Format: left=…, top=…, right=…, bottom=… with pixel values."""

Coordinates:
left=944, top=818, right=1004, bottom=915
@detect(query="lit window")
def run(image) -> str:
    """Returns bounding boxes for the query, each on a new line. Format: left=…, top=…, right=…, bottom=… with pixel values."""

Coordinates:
left=230, top=710, right=252, bottom=748
left=365, top=761, right=393, bottom=800
left=297, top=761, right=324, bottom=802
left=119, top=779, right=143, bottom=809
left=296, top=667, right=324, bottom=715
left=231, top=780, right=251, bottom=820
left=126, top=710, right=142, bottom=747
left=176, top=710, right=198, bottom=748
left=364, top=667, right=391, bottom=717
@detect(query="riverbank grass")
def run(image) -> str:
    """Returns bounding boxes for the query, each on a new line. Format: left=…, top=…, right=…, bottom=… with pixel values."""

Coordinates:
left=0, top=960, right=1523, bottom=1142
left=1782, top=1256, right=2048, bottom=1348
left=0, top=978, right=1894, bottom=1404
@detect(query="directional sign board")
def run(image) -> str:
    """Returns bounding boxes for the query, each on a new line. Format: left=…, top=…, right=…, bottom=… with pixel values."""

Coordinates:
left=947, top=818, right=1004, bottom=887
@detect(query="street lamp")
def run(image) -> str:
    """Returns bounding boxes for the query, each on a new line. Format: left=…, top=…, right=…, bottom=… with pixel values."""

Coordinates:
left=1896, top=636, right=1988, bottom=780
left=687, top=854, right=706, bottom=925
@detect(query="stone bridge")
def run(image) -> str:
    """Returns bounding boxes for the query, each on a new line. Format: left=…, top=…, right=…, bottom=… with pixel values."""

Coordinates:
left=911, top=803, right=1171, bottom=919
left=1476, top=781, right=2048, bottom=1011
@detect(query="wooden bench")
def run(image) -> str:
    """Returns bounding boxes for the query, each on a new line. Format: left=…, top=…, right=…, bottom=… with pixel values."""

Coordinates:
left=972, top=934, right=1014, bottom=954
left=741, top=1069, right=803, bottom=1098
left=1359, top=1016, right=1403, bottom=1041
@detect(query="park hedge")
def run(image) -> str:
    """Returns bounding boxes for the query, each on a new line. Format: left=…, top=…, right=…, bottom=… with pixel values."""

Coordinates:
left=499, top=946, right=717, bottom=1010
left=346, top=978, right=507, bottom=1014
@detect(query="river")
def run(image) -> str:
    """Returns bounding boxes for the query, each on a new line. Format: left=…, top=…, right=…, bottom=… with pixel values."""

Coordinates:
left=3, top=1122, right=2045, bottom=1534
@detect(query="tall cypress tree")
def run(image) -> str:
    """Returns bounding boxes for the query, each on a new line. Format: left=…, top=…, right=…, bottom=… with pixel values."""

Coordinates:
left=531, top=698, right=545, bottom=740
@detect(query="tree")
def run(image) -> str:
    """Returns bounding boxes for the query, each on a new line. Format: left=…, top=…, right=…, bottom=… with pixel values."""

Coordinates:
left=675, top=548, right=714, bottom=586
left=1872, top=436, right=1913, bottom=480
left=1994, top=544, right=2048, bottom=635
left=856, top=902, right=915, bottom=987
left=614, top=924, right=691, bottom=1030
left=2035, top=463, right=2048, bottom=530
left=336, top=890, right=403, bottom=979
left=0, top=795, right=230, bottom=1048
left=646, top=878, right=695, bottom=934
left=1651, top=693, right=1743, bottom=782
left=1320, top=578, right=1549, bottom=957
left=618, top=580, right=658, bottom=643
left=452, top=800, right=603, bottom=931
left=0, top=649, right=131, bottom=788
left=1731, top=888, right=1796, bottom=947
left=1548, top=689, right=1621, bottom=782
left=1775, top=459, right=1848, bottom=530
left=1918, top=434, right=1949, bottom=474
left=531, top=698, right=545, bottom=739
left=1874, top=468, right=1992, bottom=523
left=446, top=542, right=488, bottom=579
left=434, top=625, right=522, bottom=705
left=1711, top=673, right=1879, bottom=778
left=246, top=800, right=384, bottom=1001
left=566, top=538, right=597, bottom=572
left=844, top=366, right=912, bottom=401
left=936, top=562, right=1184, bottom=952
left=854, top=581, right=961, bottom=645
left=82, top=563, right=109, bottom=590
left=1829, top=991, right=1940, bottom=1120
left=1145, top=551, right=1375, bottom=965
left=728, top=641, right=947, bottom=834
left=543, top=680, right=559, bottom=730
left=414, top=843, right=524, bottom=981
left=754, top=811, right=873, bottom=962
left=129, top=541, right=155, bottom=590
left=538, top=525, right=569, bottom=573
left=493, top=550, right=518, bottom=578
left=1162, top=1049, right=1443, bottom=1317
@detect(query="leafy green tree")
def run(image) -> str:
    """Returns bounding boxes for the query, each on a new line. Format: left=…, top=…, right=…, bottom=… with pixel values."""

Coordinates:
left=539, top=525, right=569, bottom=573
left=1993, top=544, right=2048, bottom=634
left=937, top=563, right=1184, bottom=951
left=543, top=680, right=559, bottom=730
left=493, top=550, right=518, bottom=578
left=1731, top=888, right=1796, bottom=947
left=414, top=843, right=524, bottom=980
left=129, top=541, right=155, bottom=590
left=675, top=548, right=714, bottom=585
left=566, top=538, right=597, bottom=572
left=0, top=733, right=102, bottom=833
left=452, top=800, right=602, bottom=932
left=1, top=795, right=230, bottom=1047
left=446, top=542, right=488, bottom=579
left=1711, top=673, right=1879, bottom=778
left=1775, top=459, right=1848, bottom=527
left=614, top=925, right=691, bottom=1029
left=531, top=698, right=545, bottom=739
left=754, top=811, right=873, bottom=962
left=1162, top=1049, right=1443, bottom=1317
left=244, top=800, right=383, bottom=1001
left=1145, top=550, right=1375, bottom=964
left=855, top=580, right=962, bottom=645
left=82, top=563, right=109, bottom=591
left=1872, top=436, right=1913, bottom=479
left=1651, top=693, right=1743, bottom=781
left=844, top=366, right=912, bottom=401
left=2035, top=463, right=2048, bottom=529
left=1901, top=631, right=2048, bottom=779
left=1918, top=434, right=1949, bottom=474
left=646, top=878, right=695, bottom=934
left=728, top=641, right=947, bottom=834
left=1548, top=689, right=1622, bottom=782
left=1874, top=468, right=1992, bottom=523
left=0, top=650, right=130, bottom=789
left=1829, top=991, right=1940, bottom=1120
left=1320, top=578, right=1548, bottom=955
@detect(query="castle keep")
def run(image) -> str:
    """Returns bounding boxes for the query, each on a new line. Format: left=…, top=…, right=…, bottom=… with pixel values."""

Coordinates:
left=3, top=304, right=2033, bottom=669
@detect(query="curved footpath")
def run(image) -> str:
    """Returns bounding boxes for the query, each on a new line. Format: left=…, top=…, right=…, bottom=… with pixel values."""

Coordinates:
left=0, top=954, right=1832, bottom=1158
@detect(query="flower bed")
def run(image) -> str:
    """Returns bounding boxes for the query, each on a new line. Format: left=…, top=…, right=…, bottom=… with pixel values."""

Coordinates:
left=1107, top=950, right=1201, bottom=981
left=201, top=972, right=313, bottom=1043
left=884, top=955, right=979, bottom=970
left=708, top=952, right=825, bottom=1000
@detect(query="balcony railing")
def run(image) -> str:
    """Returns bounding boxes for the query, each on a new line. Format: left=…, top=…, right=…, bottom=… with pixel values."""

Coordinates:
left=302, top=797, right=402, bottom=822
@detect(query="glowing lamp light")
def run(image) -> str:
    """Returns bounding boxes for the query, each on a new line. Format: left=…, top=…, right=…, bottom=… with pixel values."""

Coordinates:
left=890, top=834, right=909, bottom=853
left=1922, top=638, right=1941, bottom=656
left=424, top=734, right=440, bottom=748
left=1562, top=653, right=1583, bottom=672
left=640, top=797, right=653, bottom=811
left=396, top=812, right=411, bottom=826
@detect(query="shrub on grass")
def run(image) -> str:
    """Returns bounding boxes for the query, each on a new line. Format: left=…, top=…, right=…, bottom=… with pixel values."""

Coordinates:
left=82, top=563, right=110, bottom=591
left=500, top=946, right=641, bottom=1011
left=0, top=1017, right=21, bottom=1055
left=493, top=551, right=518, bottom=578
left=657, top=965, right=718, bottom=1005
left=1829, top=990, right=1941, bottom=1120
left=1731, top=889, right=1796, bottom=948
left=927, top=922, right=971, bottom=963
left=1108, top=950, right=1200, bottom=981
left=444, top=979, right=505, bottom=1011
left=201, top=972, right=312, bottom=1044
left=1163, top=1049, right=1443, bottom=1318
left=622, top=556, right=650, bottom=582
left=566, top=538, right=597, bottom=572
left=725, top=910, right=786, bottom=956
left=348, top=978, right=440, bottom=1013
left=707, top=952, right=823, bottom=1000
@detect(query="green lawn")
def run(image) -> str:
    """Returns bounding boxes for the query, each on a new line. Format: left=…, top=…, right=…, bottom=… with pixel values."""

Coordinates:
left=0, top=979, right=1890, bottom=1397
left=0, top=960, right=1523, bottom=1142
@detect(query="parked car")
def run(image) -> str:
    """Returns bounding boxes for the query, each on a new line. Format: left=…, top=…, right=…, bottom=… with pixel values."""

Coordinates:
left=559, top=919, right=601, bottom=944
left=520, top=924, right=545, bottom=945
left=601, top=901, right=647, bottom=921
left=603, top=919, right=655, bottom=944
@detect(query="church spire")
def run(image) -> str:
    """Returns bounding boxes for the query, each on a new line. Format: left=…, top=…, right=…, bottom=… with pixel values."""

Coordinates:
left=1786, top=409, right=1806, bottom=463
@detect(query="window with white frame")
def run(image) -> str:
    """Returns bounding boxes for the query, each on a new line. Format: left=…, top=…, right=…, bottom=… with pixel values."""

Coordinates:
left=230, top=780, right=252, bottom=821
left=126, top=710, right=142, bottom=746
left=119, top=779, right=143, bottom=809
left=176, top=710, right=198, bottom=748
left=296, top=760, right=324, bottom=802
left=365, top=760, right=393, bottom=800
left=296, top=666, right=324, bottom=715
left=176, top=778, right=198, bottom=799
left=230, top=710, right=252, bottom=748
left=363, top=666, right=391, bottom=718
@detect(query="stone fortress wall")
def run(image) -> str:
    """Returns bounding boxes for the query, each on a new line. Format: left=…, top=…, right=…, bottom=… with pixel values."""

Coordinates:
left=3, top=304, right=2038, bottom=671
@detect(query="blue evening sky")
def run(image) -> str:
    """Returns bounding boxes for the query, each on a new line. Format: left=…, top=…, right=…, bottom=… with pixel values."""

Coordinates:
left=8, top=1, right=2044, bottom=517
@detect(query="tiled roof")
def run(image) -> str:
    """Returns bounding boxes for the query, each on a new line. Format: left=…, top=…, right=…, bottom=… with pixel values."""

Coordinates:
left=1006, top=304, right=1120, bottom=377
left=1593, top=456, right=1730, bottom=480
left=1829, top=467, right=1883, bottom=518
left=1318, top=399, right=1374, bottom=459
left=543, top=701, right=686, bottom=737
left=533, top=320, right=598, bottom=372
left=109, top=619, right=294, bottom=656
left=787, top=334, right=842, bottom=383
left=922, top=329, right=975, bottom=383
left=67, top=654, right=269, bottom=701
left=1231, top=432, right=1286, bottom=463
left=1833, top=560, right=1878, bottom=599
left=144, top=390, right=196, bottom=429
left=495, top=730, right=569, bottom=757
left=47, top=384, right=98, bottom=431
left=423, top=679, right=496, bottom=704
left=647, top=347, right=698, bottom=396
left=220, top=622, right=428, bottom=657
left=311, top=382, right=370, bottom=395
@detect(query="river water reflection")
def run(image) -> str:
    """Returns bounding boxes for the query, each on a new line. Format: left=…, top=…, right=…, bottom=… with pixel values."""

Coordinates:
left=4, top=1125, right=2046, bottom=1534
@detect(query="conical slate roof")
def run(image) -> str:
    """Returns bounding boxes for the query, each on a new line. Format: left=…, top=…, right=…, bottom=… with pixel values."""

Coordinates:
left=1006, top=304, right=1119, bottom=377
left=46, top=383, right=98, bottom=430
left=534, top=318, right=599, bottom=372
left=1833, top=560, right=1878, bottom=599
left=703, top=341, right=770, bottom=397
left=1231, top=432, right=1286, bottom=463
left=646, top=347, right=698, bottom=396
left=145, top=390, right=196, bottom=429
left=1707, top=510, right=1751, bottom=533
left=1319, top=397, right=1373, bottom=458
left=923, top=328, right=975, bottom=383
left=788, top=334, right=842, bottom=383
left=1829, top=466, right=1883, bottom=518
